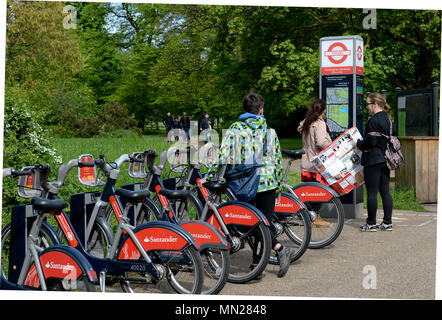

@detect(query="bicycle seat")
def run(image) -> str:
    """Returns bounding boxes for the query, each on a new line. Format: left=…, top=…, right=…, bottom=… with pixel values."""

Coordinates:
left=281, top=149, right=305, bottom=159
left=202, top=181, right=229, bottom=194
left=31, top=197, right=67, bottom=213
left=158, top=189, right=191, bottom=200
left=115, top=189, right=149, bottom=203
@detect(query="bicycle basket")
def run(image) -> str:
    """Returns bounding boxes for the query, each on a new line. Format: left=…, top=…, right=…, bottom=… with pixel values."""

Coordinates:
left=17, top=166, right=42, bottom=198
left=169, top=148, right=188, bottom=173
left=128, top=152, right=147, bottom=178
left=78, top=154, right=102, bottom=187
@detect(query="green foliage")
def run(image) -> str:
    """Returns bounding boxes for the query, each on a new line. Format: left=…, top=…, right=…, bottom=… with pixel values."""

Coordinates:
left=2, top=92, right=62, bottom=220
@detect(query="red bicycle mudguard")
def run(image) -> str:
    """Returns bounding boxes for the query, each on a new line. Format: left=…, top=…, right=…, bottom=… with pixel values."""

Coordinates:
left=274, top=191, right=306, bottom=214
left=180, top=221, right=229, bottom=250
left=292, top=182, right=339, bottom=203
left=24, top=245, right=97, bottom=288
left=214, top=201, right=270, bottom=227
left=117, top=221, right=195, bottom=260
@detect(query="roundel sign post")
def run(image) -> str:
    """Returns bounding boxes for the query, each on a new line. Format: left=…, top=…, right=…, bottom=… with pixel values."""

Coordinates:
left=319, top=35, right=364, bottom=219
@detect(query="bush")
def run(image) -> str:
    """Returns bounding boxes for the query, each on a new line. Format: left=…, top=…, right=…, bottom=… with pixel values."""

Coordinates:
left=2, top=94, right=62, bottom=224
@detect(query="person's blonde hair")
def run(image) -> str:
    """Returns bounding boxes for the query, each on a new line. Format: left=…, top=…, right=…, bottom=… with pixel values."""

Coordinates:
left=367, top=92, right=390, bottom=114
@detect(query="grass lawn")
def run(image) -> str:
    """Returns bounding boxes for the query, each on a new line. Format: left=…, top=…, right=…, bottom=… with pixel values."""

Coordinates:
left=1, top=130, right=427, bottom=229
left=50, top=130, right=429, bottom=212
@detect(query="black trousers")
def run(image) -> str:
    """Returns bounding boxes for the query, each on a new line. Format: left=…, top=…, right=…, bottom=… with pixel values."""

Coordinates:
left=364, top=163, right=393, bottom=225
left=253, top=189, right=278, bottom=248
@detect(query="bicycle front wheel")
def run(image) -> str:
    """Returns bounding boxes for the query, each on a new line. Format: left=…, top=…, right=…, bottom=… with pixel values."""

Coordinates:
left=200, top=248, right=230, bottom=295
left=163, top=246, right=204, bottom=294
left=1, top=222, right=59, bottom=278
left=303, top=196, right=345, bottom=248
left=227, top=223, right=272, bottom=284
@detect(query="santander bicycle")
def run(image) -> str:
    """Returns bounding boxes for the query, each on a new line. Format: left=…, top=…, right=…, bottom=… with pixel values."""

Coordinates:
left=3, top=158, right=204, bottom=294
left=164, top=146, right=312, bottom=263
left=136, top=148, right=273, bottom=283
left=279, top=149, right=345, bottom=249
left=182, top=145, right=343, bottom=249
left=1, top=167, right=97, bottom=292
left=109, top=150, right=230, bottom=295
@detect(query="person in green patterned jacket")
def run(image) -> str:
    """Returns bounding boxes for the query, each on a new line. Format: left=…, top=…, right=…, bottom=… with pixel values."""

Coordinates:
left=202, top=91, right=294, bottom=278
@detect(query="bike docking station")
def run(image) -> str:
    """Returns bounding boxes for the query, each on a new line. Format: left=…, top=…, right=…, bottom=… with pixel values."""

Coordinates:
left=319, top=35, right=365, bottom=219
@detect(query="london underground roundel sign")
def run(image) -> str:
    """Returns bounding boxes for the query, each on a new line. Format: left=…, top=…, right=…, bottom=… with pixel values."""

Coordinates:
left=321, top=39, right=355, bottom=75
left=324, top=42, right=351, bottom=65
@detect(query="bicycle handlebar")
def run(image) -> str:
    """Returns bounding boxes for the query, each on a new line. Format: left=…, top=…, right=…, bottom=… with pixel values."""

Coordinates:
left=2, top=168, right=33, bottom=179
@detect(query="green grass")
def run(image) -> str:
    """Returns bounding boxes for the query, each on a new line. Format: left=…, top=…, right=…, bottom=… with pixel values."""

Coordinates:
left=1, top=131, right=427, bottom=229
left=279, top=137, right=303, bottom=150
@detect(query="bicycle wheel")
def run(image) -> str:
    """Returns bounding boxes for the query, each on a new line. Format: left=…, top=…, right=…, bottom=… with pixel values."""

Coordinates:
left=269, top=208, right=312, bottom=264
left=152, top=193, right=202, bottom=223
left=302, top=196, right=345, bottom=248
left=85, top=217, right=114, bottom=258
left=1, top=222, right=59, bottom=278
left=290, top=182, right=345, bottom=248
left=134, top=201, right=162, bottom=226
left=200, top=248, right=230, bottom=295
left=45, top=274, right=96, bottom=292
left=155, top=246, right=204, bottom=294
left=227, top=223, right=271, bottom=284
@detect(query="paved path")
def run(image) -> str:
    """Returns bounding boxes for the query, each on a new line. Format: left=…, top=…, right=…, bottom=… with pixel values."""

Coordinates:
left=217, top=208, right=438, bottom=299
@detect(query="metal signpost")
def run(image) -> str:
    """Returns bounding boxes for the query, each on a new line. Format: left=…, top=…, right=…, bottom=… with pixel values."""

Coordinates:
left=319, top=35, right=364, bottom=218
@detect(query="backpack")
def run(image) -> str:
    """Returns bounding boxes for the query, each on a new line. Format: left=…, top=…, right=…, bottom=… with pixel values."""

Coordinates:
left=224, top=126, right=268, bottom=202
left=368, top=119, right=404, bottom=170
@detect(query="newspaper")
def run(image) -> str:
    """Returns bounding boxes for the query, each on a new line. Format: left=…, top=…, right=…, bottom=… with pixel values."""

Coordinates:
left=312, top=126, right=364, bottom=195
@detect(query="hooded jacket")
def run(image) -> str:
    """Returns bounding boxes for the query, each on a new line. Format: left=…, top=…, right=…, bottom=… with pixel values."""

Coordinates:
left=298, top=118, right=332, bottom=172
left=208, top=113, right=283, bottom=194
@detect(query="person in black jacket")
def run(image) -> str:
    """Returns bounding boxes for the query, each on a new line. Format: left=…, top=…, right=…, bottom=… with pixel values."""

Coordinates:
left=179, top=111, right=191, bottom=140
left=356, top=93, right=394, bottom=232
left=162, top=112, right=174, bottom=135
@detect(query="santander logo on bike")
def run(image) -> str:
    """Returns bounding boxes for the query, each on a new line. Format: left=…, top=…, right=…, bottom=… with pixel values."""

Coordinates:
left=301, top=191, right=327, bottom=197
left=190, top=232, right=212, bottom=240
left=44, top=261, right=76, bottom=273
left=224, top=212, right=252, bottom=220
left=144, top=235, right=178, bottom=243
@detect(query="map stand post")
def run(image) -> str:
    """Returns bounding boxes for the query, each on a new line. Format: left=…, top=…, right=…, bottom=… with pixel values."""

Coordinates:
left=319, top=35, right=364, bottom=219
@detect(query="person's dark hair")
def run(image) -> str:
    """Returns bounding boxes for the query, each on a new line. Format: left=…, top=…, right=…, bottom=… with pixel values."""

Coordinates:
left=243, top=92, right=264, bottom=114
left=300, top=99, right=327, bottom=134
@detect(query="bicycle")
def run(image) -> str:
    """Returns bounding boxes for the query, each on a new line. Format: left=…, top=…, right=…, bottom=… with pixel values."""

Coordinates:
left=133, top=149, right=273, bottom=283
left=279, top=149, right=345, bottom=249
left=165, top=146, right=312, bottom=263
left=4, top=158, right=205, bottom=294
left=1, top=167, right=97, bottom=292
left=187, top=145, right=344, bottom=250
left=114, top=150, right=231, bottom=295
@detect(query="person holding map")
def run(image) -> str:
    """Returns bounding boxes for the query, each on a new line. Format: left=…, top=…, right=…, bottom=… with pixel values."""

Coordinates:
left=356, top=93, right=394, bottom=232
left=298, top=99, right=333, bottom=227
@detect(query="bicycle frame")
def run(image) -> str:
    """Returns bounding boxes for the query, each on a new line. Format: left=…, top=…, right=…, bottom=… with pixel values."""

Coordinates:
left=26, top=158, right=199, bottom=292
left=142, top=150, right=271, bottom=242
left=2, top=168, right=97, bottom=291
left=120, top=151, right=229, bottom=251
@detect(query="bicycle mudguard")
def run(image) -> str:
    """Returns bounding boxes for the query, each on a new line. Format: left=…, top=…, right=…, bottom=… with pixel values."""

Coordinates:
left=1, top=273, right=31, bottom=290
left=24, top=245, right=97, bottom=288
left=117, top=221, right=198, bottom=260
left=213, top=200, right=270, bottom=228
left=274, top=191, right=307, bottom=217
left=292, top=182, right=339, bottom=203
left=180, top=221, right=229, bottom=251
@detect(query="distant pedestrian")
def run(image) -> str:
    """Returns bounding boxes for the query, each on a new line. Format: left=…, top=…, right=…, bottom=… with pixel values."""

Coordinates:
left=162, top=112, right=174, bottom=135
left=180, top=111, right=191, bottom=140
left=200, top=112, right=212, bottom=143
left=357, top=93, right=394, bottom=232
